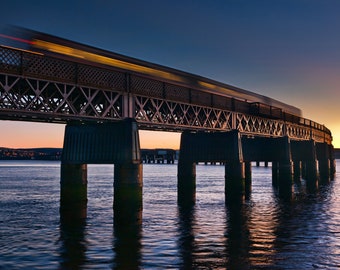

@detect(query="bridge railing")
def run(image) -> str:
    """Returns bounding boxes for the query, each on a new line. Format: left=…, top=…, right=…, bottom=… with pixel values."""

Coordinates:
left=0, top=46, right=333, bottom=144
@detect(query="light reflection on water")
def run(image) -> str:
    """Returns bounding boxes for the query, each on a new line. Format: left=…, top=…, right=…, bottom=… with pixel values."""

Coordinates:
left=0, top=161, right=339, bottom=269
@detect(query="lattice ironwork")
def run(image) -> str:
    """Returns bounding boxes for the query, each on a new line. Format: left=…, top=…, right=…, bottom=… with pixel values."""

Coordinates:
left=235, top=113, right=285, bottom=137
left=0, top=48, right=21, bottom=74
left=286, top=122, right=311, bottom=141
left=134, top=95, right=233, bottom=131
left=0, top=74, right=123, bottom=121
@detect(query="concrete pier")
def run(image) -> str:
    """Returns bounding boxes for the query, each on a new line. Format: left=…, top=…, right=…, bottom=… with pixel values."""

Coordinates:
left=293, top=161, right=302, bottom=180
left=244, top=161, right=252, bottom=197
left=114, top=163, right=143, bottom=207
left=277, top=160, right=293, bottom=194
left=291, top=140, right=318, bottom=187
left=242, top=136, right=293, bottom=193
left=177, top=132, right=197, bottom=205
left=272, top=162, right=279, bottom=187
left=58, top=116, right=335, bottom=207
left=224, top=130, right=245, bottom=199
left=60, top=118, right=142, bottom=206
left=225, top=161, right=245, bottom=199
left=277, top=136, right=293, bottom=178
left=60, top=164, right=88, bottom=206
left=178, top=130, right=245, bottom=201
left=316, top=142, right=335, bottom=181
left=177, top=160, right=196, bottom=204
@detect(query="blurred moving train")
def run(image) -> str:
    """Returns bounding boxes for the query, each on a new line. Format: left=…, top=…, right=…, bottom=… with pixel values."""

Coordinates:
left=0, top=26, right=303, bottom=124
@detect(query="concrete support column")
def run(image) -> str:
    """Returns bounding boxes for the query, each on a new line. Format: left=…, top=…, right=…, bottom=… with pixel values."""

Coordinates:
left=114, top=163, right=143, bottom=219
left=113, top=163, right=142, bottom=269
left=301, top=162, right=306, bottom=179
left=114, top=162, right=143, bottom=208
left=114, top=163, right=143, bottom=188
left=316, top=142, right=332, bottom=181
left=244, top=161, right=252, bottom=198
left=225, top=130, right=245, bottom=199
left=245, top=161, right=252, bottom=183
left=277, top=160, right=293, bottom=191
left=269, top=136, right=292, bottom=198
left=61, top=118, right=143, bottom=212
left=293, top=161, right=301, bottom=180
left=60, top=164, right=88, bottom=214
left=319, top=159, right=330, bottom=180
left=177, top=131, right=197, bottom=204
left=225, top=161, right=245, bottom=194
left=177, top=161, right=196, bottom=205
left=276, top=161, right=293, bottom=199
left=178, top=161, right=196, bottom=180
left=330, top=159, right=336, bottom=177
left=305, top=160, right=318, bottom=181
left=301, top=140, right=318, bottom=185
left=276, top=136, right=293, bottom=194
left=272, top=161, right=278, bottom=187
left=305, top=160, right=319, bottom=192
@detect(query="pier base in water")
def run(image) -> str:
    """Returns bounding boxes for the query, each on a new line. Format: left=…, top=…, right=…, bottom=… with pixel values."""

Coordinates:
left=277, top=161, right=293, bottom=193
left=178, top=130, right=245, bottom=202
left=177, top=161, right=196, bottom=205
left=114, top=163, right=143, bottom=208
left=244, top=161, right=252, bottom=198
left=60, top=118, right=142, bottom=211
left=60, top=163, right=88, bottom=205
left=225, top=161, right=245, bottom=199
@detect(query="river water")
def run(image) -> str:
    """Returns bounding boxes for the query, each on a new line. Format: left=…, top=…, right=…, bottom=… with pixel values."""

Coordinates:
left=0, top=160, right=339, bottom=269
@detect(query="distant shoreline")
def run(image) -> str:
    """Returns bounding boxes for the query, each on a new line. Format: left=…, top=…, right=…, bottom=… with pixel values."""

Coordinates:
left=0, top=147, right=62, bottom=160
left=1, top=147, right=339, bottom=160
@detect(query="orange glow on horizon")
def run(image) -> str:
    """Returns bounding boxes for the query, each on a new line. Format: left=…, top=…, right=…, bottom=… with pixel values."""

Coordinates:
left=329, top=124, right=340, bottom=149
left=0, top=121, right=65, bottom=148
left=0, top=121, right=339, bottom=150
left=139, top=130, right=180, bottom=150
left=0, top=121, right=181, bottom=150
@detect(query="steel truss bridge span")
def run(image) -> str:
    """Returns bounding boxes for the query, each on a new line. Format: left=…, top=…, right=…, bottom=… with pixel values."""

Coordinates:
left=0, top=45, right=332, bottom=144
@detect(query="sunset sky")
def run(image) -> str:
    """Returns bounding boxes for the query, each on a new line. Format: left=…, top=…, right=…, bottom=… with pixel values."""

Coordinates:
left=1, top=0, right=340, bottom=149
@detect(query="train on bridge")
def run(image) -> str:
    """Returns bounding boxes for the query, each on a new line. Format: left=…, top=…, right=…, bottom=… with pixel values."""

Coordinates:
left=0, top=26, right=303, bottom=124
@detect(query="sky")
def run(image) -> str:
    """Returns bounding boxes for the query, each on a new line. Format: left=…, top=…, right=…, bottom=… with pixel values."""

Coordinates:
left=1, top=0, right=340, bottom=149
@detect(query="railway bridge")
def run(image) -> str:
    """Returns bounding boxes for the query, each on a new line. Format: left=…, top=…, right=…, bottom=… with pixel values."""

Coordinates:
left=0, top=29, right=335, bottom=204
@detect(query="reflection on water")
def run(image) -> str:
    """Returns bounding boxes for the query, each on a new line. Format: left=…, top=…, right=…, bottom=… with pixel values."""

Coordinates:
left=225, top=201, right=251, bottom=269
left=113, top=186, right=142, bottom=269
left=0, top=161, right=340, bottom=269
left=177, top=196, right=195, bottom=269
left=59, top=201, right=87, bottom=269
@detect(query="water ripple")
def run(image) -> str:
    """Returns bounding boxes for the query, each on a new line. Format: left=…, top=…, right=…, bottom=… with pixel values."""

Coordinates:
left=1, top=161, right=340, bottom=269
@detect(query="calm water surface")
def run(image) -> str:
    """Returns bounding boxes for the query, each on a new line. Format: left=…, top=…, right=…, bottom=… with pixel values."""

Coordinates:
left=0, top=160, right=339, bottom=269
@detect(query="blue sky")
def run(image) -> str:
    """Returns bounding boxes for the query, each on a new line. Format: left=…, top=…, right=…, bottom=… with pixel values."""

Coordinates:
left=1, top=0, right=340, bottom=148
